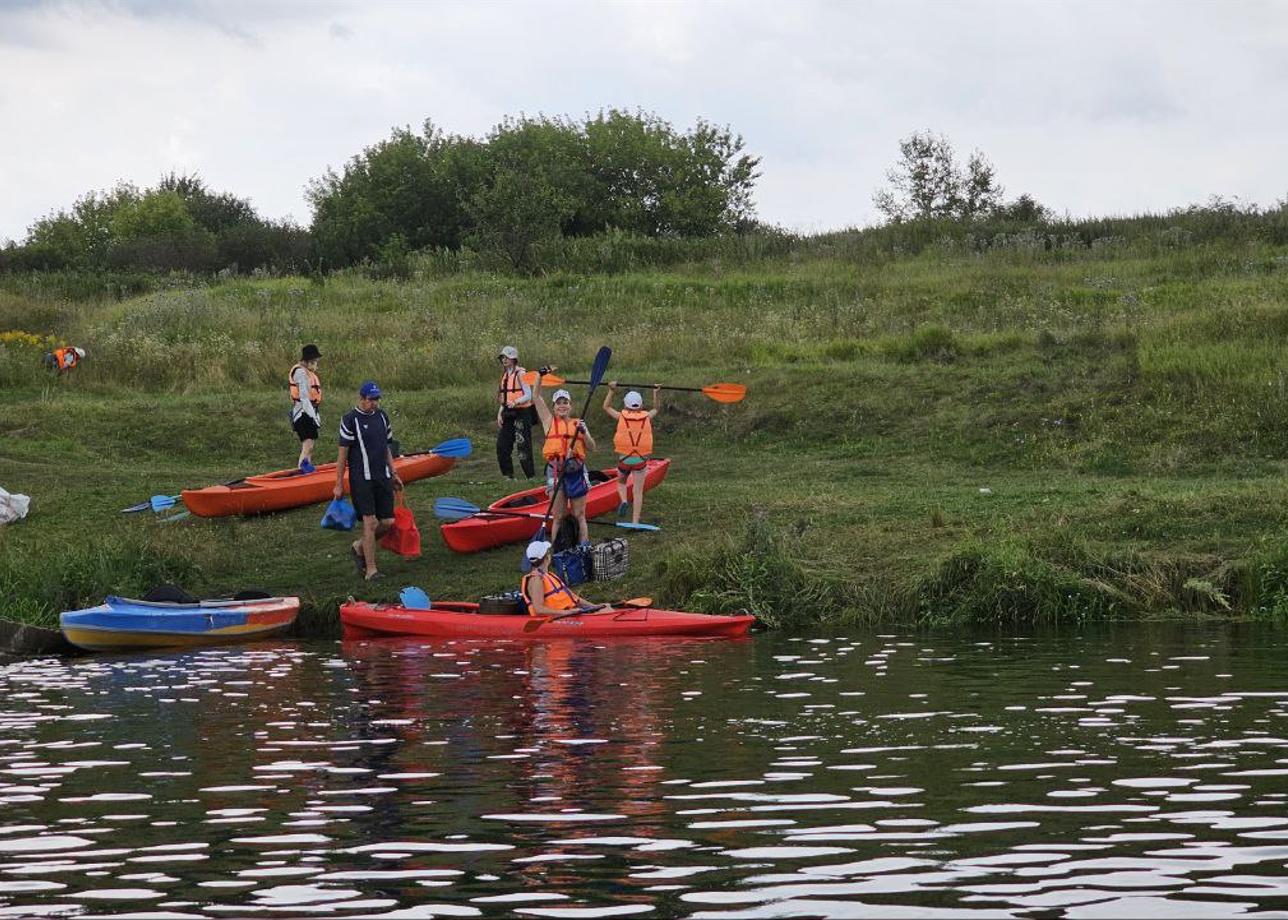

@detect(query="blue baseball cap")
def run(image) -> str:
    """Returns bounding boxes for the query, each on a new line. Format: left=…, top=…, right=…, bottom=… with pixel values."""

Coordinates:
left=359, top=381, right=382, bottom=399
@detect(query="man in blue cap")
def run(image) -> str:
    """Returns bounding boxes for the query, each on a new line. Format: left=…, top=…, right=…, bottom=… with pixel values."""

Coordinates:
left=334, top=381, right=403, bottom=580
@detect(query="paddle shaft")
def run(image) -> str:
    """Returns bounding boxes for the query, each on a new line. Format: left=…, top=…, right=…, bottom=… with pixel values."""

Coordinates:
left=566, top=379, right=704, bottom=394
left=465, top=506, right=631, bottom=530
left=528, top=596, right=652, bottom=626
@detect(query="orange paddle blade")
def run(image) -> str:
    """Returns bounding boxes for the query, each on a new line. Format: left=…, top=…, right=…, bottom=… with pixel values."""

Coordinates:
left=618, top=597, right=653, bottom=608
left=702, top=383, right=747, bottom=404
left=522, top=370, right=566, bottom=387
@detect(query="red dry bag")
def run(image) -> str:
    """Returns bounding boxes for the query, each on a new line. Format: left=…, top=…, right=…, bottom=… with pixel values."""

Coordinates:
left=379, top=493, right=421, bottom=557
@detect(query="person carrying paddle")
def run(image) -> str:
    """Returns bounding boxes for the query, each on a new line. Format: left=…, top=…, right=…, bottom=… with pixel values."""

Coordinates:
left=532, top=374, right=596, bottom=549
left=522, top=540, right=605, bottom=616
left=333, top=381, right=403, bottom=581
left=603, top=382, right=661, bottom=525
left=290, top=344, right=323, bottom=473
left=495, top=345, right=535, bottom=480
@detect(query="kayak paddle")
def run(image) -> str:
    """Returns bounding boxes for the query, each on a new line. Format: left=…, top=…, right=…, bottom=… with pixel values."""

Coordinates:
left=524, top=372, right=746, bottom=404
left=434, top=497, right=659, bottom=533
left=122, top=494, right=181, bottom=513
left=400, top=586, right=432, bottom=610
left=524, top=596, right=654, bottom=629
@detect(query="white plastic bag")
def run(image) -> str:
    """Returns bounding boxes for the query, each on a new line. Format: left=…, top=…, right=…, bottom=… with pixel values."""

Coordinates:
left=0, top=487, right=30, bottom=525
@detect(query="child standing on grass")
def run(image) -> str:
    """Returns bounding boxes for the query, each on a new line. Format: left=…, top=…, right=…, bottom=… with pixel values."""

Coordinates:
left=289, top=344, right=323, bottom=473
left=603, top=382, right=660, bottom=525
left=533, top=374, right=596, bottom=549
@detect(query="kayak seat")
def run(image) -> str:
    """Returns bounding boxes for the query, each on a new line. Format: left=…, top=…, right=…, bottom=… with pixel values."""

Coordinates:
left=232, top=588, right=272, bottom=600
left=589, top=470, right=612, bottom=484
left=508, top=495, right=540, bottom=508
left=144, top=584, right=200, bottom=604
left=477, top=594, right=525, bottom=616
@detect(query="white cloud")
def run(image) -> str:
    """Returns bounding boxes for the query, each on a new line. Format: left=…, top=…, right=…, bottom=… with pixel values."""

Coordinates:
left=1, top=0, right=1285, bottom=243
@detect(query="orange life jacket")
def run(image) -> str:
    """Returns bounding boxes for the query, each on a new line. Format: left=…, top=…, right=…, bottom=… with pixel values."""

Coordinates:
left=498, top=366, right=531, bottom=409
left=289, top=364, right=322, bottom=406
left=53, top=347, right=78, bottom=370
left=543, top=416, right=586, bottom=462
left=522, top=570, right=577, bottom=613
left=613, top=409, right=653, bottom=459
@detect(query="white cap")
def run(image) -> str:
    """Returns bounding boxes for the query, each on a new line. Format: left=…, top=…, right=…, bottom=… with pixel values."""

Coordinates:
left=624, top=390, right=643, bottom=409
left=552, top=389, right=572, bottom=403
left=498, top=345, right=518, bottom=360
left=73, top=347, right=86, bottom=358
left=525, top=540, right=553, bottom=562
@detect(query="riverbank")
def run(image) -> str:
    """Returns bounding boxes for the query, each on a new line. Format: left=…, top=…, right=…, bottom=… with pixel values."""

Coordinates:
left=4, top=240, right=1288, bottom=630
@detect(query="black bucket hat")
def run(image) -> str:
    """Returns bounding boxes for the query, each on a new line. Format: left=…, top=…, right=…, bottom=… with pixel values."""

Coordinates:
left=301, top=344, right=322, bottom=361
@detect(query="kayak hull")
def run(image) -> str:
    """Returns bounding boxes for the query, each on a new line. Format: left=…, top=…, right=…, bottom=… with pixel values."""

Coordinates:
left=440, top=458, right=670, bottom=553
left=60, top=595, right=300, bottom=652
left=181, top=452, right=455, bottom=518
left=340, top=600, right=753, bottom=640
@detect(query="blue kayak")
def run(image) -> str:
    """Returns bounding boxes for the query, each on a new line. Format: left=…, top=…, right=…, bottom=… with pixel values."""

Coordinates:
left=60, top=595, right=300, bottom=652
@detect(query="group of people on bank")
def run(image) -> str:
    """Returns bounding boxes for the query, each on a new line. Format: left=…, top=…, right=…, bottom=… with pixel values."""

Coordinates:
left=286, top=343, right=662, bottom=606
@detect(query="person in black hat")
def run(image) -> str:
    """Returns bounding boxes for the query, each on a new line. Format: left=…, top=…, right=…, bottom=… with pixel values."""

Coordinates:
left=289, top=344, right=323, bottom=473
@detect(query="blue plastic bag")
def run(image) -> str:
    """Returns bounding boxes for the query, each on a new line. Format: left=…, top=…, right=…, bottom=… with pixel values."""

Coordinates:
left=321, top=498, right=356, bottom=531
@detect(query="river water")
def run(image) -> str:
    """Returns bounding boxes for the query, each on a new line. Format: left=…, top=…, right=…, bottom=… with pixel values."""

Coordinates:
left=1, top=625, right=1287, bottom=918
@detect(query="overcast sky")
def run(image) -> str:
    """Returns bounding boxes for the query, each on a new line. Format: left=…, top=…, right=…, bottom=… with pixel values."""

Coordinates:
left=1, top=0, right=1285, bottom=243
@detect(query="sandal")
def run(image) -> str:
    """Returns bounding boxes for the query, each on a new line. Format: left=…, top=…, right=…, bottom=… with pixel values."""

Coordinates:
left=364, top=570, right=385, bottom=581
left=351, top=545, right=366, bottom=576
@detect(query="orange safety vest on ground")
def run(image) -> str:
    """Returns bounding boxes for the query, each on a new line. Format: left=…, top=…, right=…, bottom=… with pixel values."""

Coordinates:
left=498, top=367, right=531, bottom=409
left=289, top=364, right=323, bottom=406
left=613, top=409, right=653, bottom=459
left=543, top=416, right=586, bottom=462
left=53, top=347, right=79, bottom=371
left=523, top=570, right=578, bottom=613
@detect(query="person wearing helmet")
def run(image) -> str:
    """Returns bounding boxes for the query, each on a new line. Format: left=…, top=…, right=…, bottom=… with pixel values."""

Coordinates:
left=532, top=372, right=596, bottom=549
left=495, top=344, right=535, bottom=480
left=521, top=540, right=605, bottom=616
left=289, top=344, right=323, bottom=473
left=603, top=381, right=661, bottom=525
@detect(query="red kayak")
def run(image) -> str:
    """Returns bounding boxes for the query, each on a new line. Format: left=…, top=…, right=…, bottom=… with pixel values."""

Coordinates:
left=440, top=458, right=670, bottom=553
left=181, top=453, right=455, bottom=518
left=340, top=600, right=754, bottom=640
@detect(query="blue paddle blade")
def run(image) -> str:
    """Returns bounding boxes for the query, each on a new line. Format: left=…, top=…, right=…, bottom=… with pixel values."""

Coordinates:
left=150, top=494, right=179, bottom=512
left=400, top=586, right=431, bottom=610
left=617, top=521, right=660, bottom=532
left=430, top=438, right=473, bottom=459
left=433, top=497, right=481, bottom=520
left=588, top=346, right=612, bottom=389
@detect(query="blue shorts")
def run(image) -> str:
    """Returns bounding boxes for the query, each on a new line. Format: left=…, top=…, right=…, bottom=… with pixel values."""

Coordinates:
left=545, top=459, right=589, bottom=500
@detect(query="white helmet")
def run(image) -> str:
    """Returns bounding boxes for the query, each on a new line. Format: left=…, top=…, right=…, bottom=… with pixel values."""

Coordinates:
left=73, top=347, right=86, bottom=358
left=552, top=389, right=572, bottom=403
left=498, top=345, right=519, bottom=360
left=624, top=390, right=643, bottom=409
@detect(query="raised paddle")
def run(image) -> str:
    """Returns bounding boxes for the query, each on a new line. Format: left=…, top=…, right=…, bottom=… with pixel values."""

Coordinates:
left=434, top=497, right=660, bottom=532
left=523, top=596, right=654, bottom=630
left=523, top=371, right=745, bottom=404
left=534, top=346, right=611, bottom=545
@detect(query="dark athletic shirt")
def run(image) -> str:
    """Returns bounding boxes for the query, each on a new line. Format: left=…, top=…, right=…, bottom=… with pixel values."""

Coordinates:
left=338, top=407, right=393, bottom=482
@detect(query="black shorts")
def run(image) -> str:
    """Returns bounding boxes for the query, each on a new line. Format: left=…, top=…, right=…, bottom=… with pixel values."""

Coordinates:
left=292, top=413, right=320, bottom=442
left=349, top=476, right=395, bottom=520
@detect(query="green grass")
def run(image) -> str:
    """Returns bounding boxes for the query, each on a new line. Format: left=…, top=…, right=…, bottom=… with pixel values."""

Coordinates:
left=5, top=241, right=1288, bottom=631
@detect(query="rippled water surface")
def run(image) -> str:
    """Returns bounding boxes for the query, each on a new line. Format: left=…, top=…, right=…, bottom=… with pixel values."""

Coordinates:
left=3, top=626, right=1288, bottom=917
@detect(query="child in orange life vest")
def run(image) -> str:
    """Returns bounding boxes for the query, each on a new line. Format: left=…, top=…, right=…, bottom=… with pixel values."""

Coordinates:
left=522, top=540, right=605, bottom=616
left=289, top=344, right=323, bottom=473
left=532, top=373, right=596, bottom=549
left=603, top=382, right=660, bottom=525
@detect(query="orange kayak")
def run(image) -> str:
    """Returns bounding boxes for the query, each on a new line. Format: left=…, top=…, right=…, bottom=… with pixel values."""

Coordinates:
left=181, top=453, right=455, bottom=518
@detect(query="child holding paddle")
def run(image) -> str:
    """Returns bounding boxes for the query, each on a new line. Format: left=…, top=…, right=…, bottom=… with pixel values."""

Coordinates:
left=532, top=373, right=596, bottom=549
left=603, top=382, right=661, bottom=525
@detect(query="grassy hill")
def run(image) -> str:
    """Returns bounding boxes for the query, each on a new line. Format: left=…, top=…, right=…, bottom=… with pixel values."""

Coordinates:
left=5, top=231, right=1288, bottom=632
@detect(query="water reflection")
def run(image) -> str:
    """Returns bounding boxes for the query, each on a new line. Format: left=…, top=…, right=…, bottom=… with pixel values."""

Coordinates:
left=0, top=627, right=1285, bottom=916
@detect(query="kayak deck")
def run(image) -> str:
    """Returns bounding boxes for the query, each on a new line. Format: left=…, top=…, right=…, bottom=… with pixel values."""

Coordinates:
left=440, top=458, right=670, bottom=553
left=340, top=600, right=753, bottom=640
left=181, top=452, right=455, bottom=518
